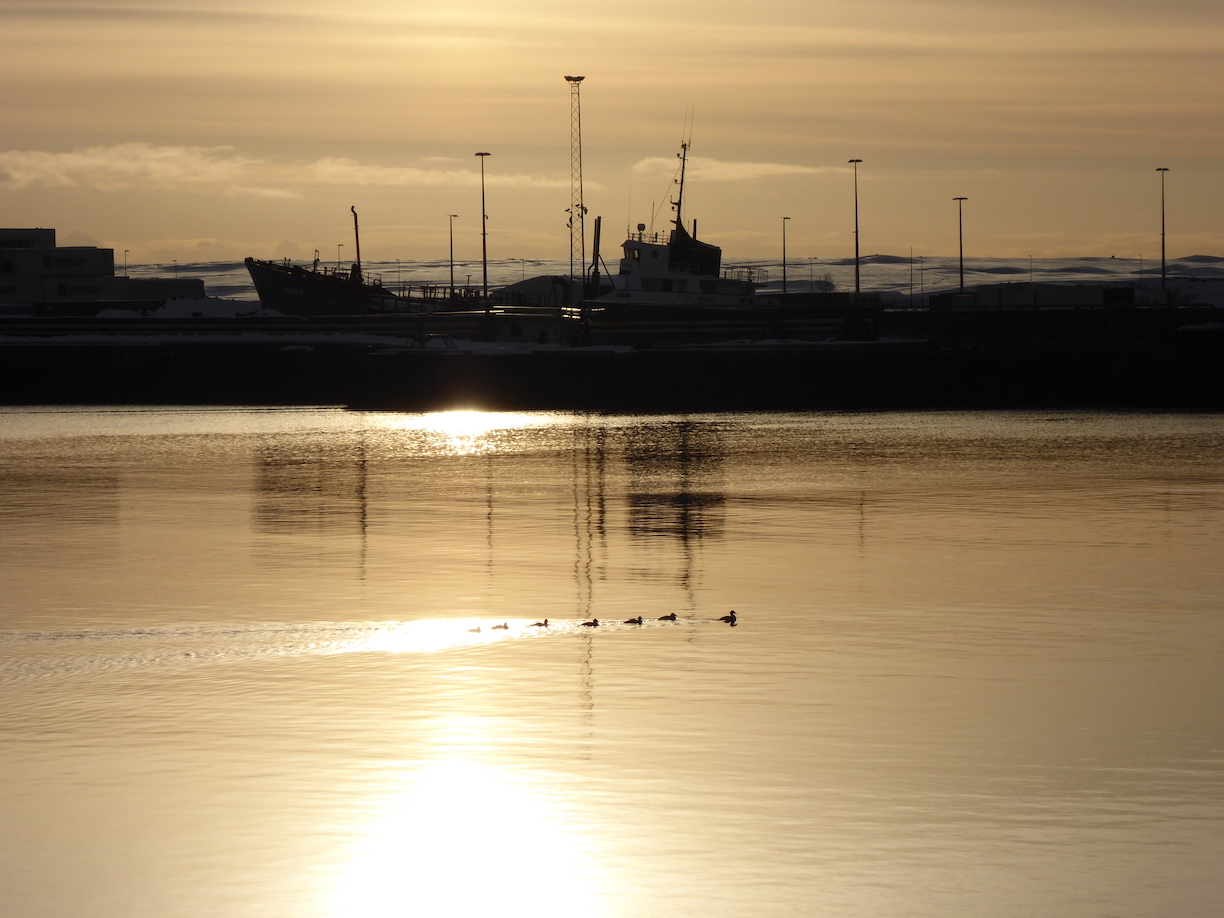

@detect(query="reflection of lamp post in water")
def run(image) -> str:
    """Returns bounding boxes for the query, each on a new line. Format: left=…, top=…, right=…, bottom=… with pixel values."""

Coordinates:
left=1156, top=167, right=1169, bottom=290
left=953, top=197, right=968, bottom=293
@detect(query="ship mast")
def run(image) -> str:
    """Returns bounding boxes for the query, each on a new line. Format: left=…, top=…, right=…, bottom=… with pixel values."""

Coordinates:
left=671, top=141, right=690, bottom=233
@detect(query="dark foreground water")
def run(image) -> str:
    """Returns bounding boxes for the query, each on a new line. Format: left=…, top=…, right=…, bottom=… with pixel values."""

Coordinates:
left=2, top=408, right=1222, bottom=918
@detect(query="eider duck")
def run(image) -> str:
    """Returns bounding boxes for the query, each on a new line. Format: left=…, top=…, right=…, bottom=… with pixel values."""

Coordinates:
left=580, top=618, right=600, bottom=627
left=529, top=619, right=549, bottom=628
left=657, top=612, right=678, bottom=622
left=719, top=610, right=738, bottom=625
left=623, top=616, right=644, bottom=625
left=492, top=622, right=509, bottom=630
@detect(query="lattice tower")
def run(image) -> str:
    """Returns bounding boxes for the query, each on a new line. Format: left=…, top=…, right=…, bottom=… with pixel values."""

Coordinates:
left=565, top=76, right=586, bottom=300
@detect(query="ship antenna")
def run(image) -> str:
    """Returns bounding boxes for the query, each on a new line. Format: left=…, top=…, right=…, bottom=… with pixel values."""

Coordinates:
left=350, top=206, right=362, bottom=277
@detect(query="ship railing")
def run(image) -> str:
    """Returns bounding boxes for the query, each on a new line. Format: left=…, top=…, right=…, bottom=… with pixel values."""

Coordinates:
left=627, top=231, right=673, bottom=246
left=723, top=266, right=768, bottom=284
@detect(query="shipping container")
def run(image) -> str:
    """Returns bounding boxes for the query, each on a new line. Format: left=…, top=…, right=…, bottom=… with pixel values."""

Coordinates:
left=0, top=278, right=41, bottom=303
left=129, top=277, right=206, bottom=300
left=0, top=247, right=115, bottom=277
left=40, top=275, right=131, bottom=301
left=0, top=228, right=56, bottom=249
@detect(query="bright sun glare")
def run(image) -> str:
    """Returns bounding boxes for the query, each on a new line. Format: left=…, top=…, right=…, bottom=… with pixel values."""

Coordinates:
left=381, top=410, right=559, bottom=456
left=330, top=761, right=605, bottom=918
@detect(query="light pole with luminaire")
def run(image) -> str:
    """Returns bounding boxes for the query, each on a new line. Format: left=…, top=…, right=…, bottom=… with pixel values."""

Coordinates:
left=1156, top=167, right=1169, bottom=290
left=849, top=159, right=862, bottom=293
left=123, top=250, right=128, bottom=277
left=782, top=217, right=790, bottom=294
left=954, top=197, right=968, bottom=293
left=476, top=152, right=491, bottom=309
left=448, top=214, right=458, bottom=299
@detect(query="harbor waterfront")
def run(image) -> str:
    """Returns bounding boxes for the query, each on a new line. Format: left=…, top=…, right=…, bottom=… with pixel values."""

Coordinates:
left=2, top=407, right=1223, bottom=918
left=3, top=255, right=1224, bottom=411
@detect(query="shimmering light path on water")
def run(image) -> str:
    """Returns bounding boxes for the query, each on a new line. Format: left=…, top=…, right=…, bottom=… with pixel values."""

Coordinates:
left=2, top=408, right=1222, bottom=918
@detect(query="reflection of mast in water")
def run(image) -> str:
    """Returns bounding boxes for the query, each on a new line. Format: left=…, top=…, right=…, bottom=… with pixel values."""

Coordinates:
left=625, top=419, right=726, bottom=608
left=357, top=430, right=368, bottom=592
left=572, top=420, right=608, bottom=619
left=577, top=630, right=595, bottom=757
left=486, top=453, right=495, bottom=587
left=254, top=436, right=372, bottom=586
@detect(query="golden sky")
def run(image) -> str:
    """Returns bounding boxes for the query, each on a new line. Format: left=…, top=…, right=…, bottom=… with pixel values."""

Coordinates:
left=0, top=0, right=1220, bottom=262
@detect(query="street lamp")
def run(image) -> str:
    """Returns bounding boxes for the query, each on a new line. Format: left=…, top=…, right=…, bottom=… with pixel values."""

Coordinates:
left=337, top=244, right=343, bottom=269
left=448, top=214, right=458, bottom=299
left=123, top=249, right=128, bottom=277
left=849, top=159, right=862, bottom=293
left=781, top=217, right=791, bottom=294
left=1156, top=167, right=1169, bottom=290
left=475, top=152, right=491, bottom=310
left=953, top=197, right=968, bottom=293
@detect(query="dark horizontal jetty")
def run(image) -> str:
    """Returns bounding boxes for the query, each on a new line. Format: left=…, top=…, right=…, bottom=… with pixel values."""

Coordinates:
left=1, top=301, right=1221, bottom=410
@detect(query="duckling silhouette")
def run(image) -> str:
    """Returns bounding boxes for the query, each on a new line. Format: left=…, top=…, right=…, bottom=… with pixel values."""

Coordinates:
left=529, top=619, right=549, bottom=628
left=623, top=616, right=644, bottom=625
left=719, top=610, right=738, bottom=626
left=492, top=622, right=509, bottom=630
left=580, top=618, right=600, bottom=627
left=657, top=612, right=678, bottom=622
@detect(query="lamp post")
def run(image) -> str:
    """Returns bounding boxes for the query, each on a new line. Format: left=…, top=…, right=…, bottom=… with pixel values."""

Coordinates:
left=475, top=152, right=491, bottom=310
left=448, top=214, right=458, bottom=299
left=849, top=159, right=862, bottom=293
left=953, top=197, right=968, bottom=293
left=123, top=249, right=128, bottom=277
left=781, top=217, right=790, bottom=294
left=337, top=244, right=343, bottom=269
left=1156, top=167, right=1169, bottom=290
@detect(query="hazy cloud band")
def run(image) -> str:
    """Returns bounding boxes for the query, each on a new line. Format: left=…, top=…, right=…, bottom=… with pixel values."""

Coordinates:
left=0, top=144, right=572, bottom=196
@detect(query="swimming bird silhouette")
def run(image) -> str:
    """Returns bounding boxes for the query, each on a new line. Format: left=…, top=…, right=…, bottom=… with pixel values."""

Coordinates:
left=467, top=626, right=482, bottom=633
left=529, top=619, right=549, bottom=628
left=624, top=616, right=644, bottom=625
left=580, top=618, right=600, bottom=627
left=657, top=612, right=678, bottom=622
left=492, top=622, right=509, bottom=630
left=719, top=610, right=738, bottom=626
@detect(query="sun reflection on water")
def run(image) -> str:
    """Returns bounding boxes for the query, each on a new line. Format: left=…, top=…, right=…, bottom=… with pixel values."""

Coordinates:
left=356, top=621, right=525, bottom=654
left=330, top=760, right=605, bottom=918
left=379, top=410, right=563, bottom=456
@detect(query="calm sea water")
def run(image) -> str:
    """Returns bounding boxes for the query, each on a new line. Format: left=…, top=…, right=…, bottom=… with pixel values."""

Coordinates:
left=2, top=408, right=1222, bottom=918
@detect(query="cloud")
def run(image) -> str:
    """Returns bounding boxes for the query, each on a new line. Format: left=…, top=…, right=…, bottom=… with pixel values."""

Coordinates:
left=631, top=155, right=835, bottom=182
left=304, top=157, right=570, bottom=190
left=0, top=144, right=571, bottom=196
left=0, top=143, right=293, bottom=197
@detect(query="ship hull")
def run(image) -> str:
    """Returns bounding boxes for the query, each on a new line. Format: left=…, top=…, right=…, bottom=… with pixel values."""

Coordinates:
left=245, top=258, right=406, bottom=316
